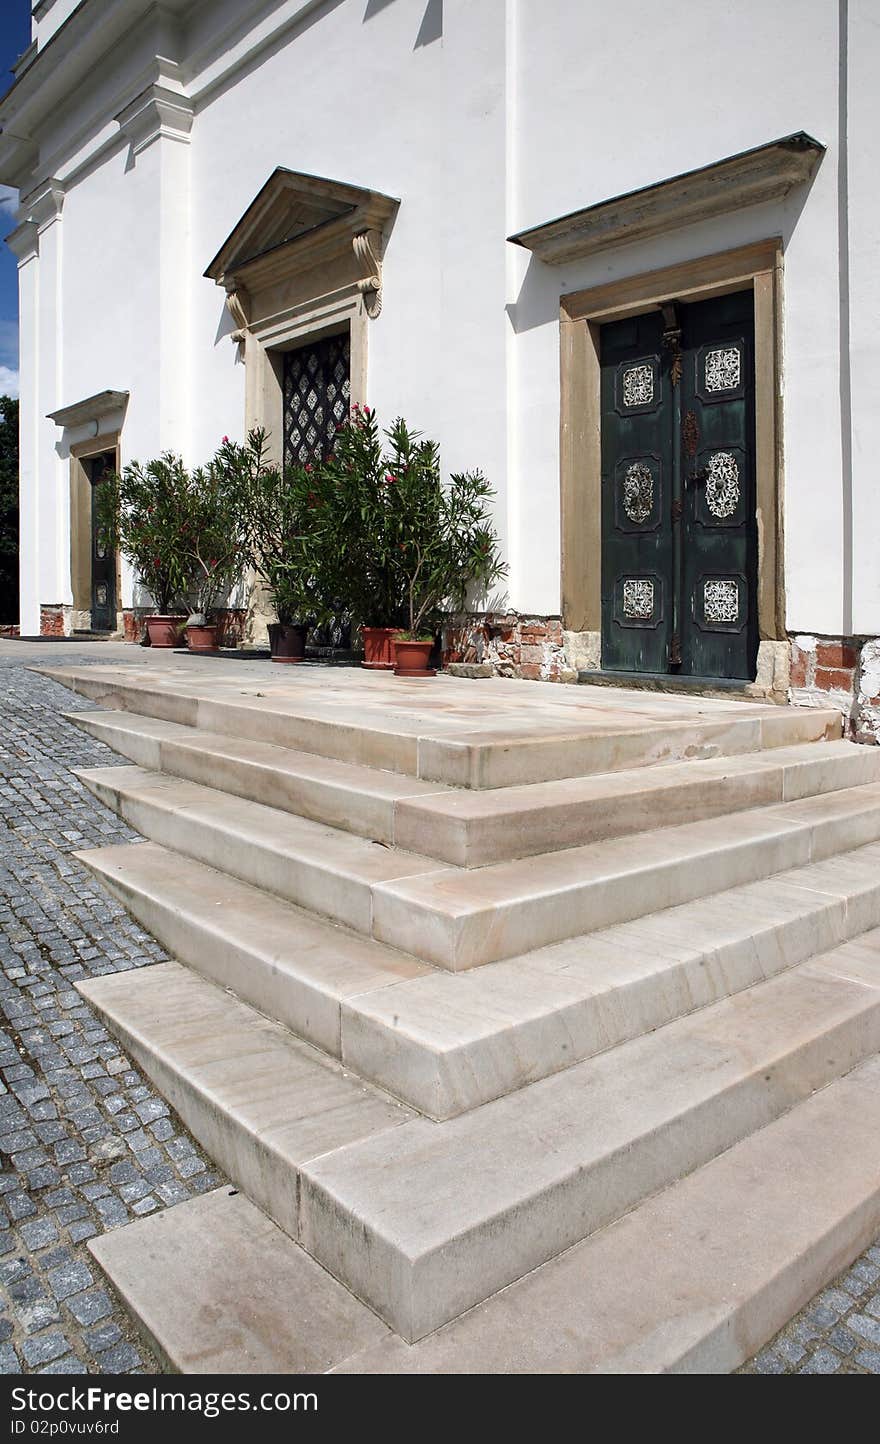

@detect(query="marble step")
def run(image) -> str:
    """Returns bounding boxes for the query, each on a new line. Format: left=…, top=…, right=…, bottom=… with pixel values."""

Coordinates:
left=89, top=1056, right=880, bottom=1373
left=76, top=763, right=880, bottom=969
left=299, top=935, right=880, bottom=1340
left=65, top=709, right=449, bottom=847
left=336, top=1053, right=880, bottom=1372
left=77, top=837, right=880, bottom=1119
left=392, top=739, right=880, bottom=865
left=372, top=784, right=880, bottom=968
left=67, top=706, right=879, bottom=863
left=74, top=764, right=448, bottom=936
left=80, top=936, right=880, bottom=1342
left=76, top=840, right=432, bottom=1063
left=90, top=1188, right=391, bottom=1375
left=76, top=961, right=413, bottom=1240
left=42, top=663, right=841, bottom=788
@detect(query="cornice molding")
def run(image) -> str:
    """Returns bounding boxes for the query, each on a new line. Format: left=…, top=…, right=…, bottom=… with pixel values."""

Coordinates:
left=47, top=388, right=130, bottom=429
left=116, top=81, right=193, bottom=159
left=21, top=175, right=65, bottom=231
left=509, top=133, right=825, bottom=265
left=5, top=219, right=39, bottom=263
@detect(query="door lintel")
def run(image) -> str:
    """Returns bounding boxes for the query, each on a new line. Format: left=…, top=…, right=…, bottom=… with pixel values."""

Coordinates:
left=560, top=239, right=784, bottom=655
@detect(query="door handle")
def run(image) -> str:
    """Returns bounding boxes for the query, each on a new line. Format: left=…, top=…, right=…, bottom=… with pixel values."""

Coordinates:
left=686, top=466, right=710, bottom=485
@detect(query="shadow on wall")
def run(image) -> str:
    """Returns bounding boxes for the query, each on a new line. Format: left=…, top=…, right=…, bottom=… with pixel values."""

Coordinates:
left=505, top=172, right=817, bottom=340
left=363, top=0, right=443, bottom=48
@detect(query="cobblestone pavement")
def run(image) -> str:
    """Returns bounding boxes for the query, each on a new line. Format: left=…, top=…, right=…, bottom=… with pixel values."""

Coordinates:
left=0, top=651, right=224, bottom=1375
left=1, top=642, right=879, bottom=1375
left=739, top=1249, right=880, bottom=1373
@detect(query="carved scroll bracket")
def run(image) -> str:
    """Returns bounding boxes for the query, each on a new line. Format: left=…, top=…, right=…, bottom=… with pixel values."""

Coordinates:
left=223, top=281, right=251, bottom=346
left=353, top=229, right=384, bottom=318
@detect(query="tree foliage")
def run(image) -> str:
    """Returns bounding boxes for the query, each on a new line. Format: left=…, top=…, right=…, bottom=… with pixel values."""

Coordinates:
left=96, top=454, right=193, bottom=614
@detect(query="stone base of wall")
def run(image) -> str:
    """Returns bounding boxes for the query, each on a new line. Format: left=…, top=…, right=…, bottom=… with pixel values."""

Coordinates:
left=789, top=635, right=879, bottom=742
left=40, top=605, right=72, bottom=637
left=122, top=607, right=249, bottom=647
left=443, top=613, right=574, bottom=682
left=440, top=617, right=880, bottom=740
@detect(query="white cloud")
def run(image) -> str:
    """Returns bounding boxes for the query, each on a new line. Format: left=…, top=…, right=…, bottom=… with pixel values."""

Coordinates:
left=0, top=186, right=18, bottom=220
left=0, top=365, right=20, bottom=398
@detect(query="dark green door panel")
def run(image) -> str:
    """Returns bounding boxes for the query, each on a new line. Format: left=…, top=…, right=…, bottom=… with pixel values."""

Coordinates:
left=600, top=312, right=672, bottom=675
left=599, top=292, right=757, bottom=681
left=679, top=292, right=757, bottom=680
left=88, top=453, right=117, bottom=633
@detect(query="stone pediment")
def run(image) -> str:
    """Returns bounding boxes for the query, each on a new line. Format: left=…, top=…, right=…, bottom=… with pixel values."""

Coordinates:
left=204, top=167, right=399, bottom=289
left=508, top=133, right=824, bottom=264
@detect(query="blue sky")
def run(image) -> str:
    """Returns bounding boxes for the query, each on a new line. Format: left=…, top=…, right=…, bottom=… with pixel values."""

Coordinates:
left=0, top=0, right=34, bottom=398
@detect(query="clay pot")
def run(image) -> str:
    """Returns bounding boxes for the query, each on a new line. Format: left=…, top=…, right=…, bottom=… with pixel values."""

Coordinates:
left=145, top=615, right=187, bottom=648
left=361, top=626, right=403, bottom=669
left=268, top=622, right=308, bottom=663
left=392, top=638, right=436, bottom=678
left=186, top=624, right=219, bottom=653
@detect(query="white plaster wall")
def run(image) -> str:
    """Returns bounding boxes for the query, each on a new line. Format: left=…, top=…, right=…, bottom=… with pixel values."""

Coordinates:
left=13, top=0, right=879, bottom=636
left=846, top=0, right=880, bottom=638
left=188, top=0, right=510, bottom=572
left=509, top=0, right=845, bottom=626
left=16, top=250, right=39, bottom=633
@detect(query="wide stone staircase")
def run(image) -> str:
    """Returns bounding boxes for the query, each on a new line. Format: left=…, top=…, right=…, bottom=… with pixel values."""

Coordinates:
left=38, top=662, right=880, bottom=1372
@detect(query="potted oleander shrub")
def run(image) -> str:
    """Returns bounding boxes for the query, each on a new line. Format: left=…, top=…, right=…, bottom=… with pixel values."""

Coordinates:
left=96, top=455, right=192, bottom=647
left=376, top=418, right=506, bottom=678
left=178, top=447, right=249, bottom=653
left=318, top=405, right=407, bottom=668
left=217, top=429, right=338, bottom=662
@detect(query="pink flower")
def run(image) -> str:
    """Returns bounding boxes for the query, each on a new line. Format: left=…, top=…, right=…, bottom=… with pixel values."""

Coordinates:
left=221, top=435, right=229, bottom=444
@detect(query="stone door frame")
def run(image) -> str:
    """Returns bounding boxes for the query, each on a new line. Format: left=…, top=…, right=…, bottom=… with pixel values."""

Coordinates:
left=559, top=238, right=784, bottom=678
left=69, top=434, right=122, bottom=634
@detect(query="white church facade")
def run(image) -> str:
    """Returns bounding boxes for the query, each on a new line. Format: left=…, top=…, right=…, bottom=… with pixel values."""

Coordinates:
left=1, top=0, right=879, bottom=734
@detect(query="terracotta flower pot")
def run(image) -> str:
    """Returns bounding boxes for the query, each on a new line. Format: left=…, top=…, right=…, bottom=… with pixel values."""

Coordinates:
left=268, top=621, right=308, bottom=663
left=361, top=626, right=403, bottom=670
left=392, top=638, right=436, bottom=678
left=145, top=614, right=187, bottom=648
left=186, top=624, right=219, bottom=654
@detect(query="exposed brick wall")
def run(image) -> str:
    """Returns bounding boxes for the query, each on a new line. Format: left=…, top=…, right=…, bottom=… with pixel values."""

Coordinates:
left=214, top=608, right=248, bottom=648
left=122, top=609, right=148, bottom=642
left=443, top=613, right=573, bottom=682
left=122, top=607, right=248, bottom=647
left=39, top=605, right=68, bottom=637
left=789, top=634, right=879, bottom=742
left=856, top=640, right=880, bottom=744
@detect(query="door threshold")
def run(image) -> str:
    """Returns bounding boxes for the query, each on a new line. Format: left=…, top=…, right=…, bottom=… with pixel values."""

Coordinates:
left=578, top=669, right=758, bottom=701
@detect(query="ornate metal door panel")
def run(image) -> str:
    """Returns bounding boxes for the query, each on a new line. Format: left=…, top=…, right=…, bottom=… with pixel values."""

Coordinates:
left=282, top=332, right=350, bottom=470
left=88, top=453, right=116, bottom=632
left=679, top=292, right=757, bottom=680
left=600, top=311, right=673, bottom=674
left=600, top=292, right=757, bottom=680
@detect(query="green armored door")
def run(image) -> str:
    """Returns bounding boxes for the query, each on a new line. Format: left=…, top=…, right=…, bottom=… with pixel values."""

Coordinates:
left=88, top=452, right=117, bottom=633
left=600, top=291, right=757, bottom=681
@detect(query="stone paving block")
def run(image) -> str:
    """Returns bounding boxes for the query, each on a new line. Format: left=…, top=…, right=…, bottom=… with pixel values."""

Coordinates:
left=66, top=1289, right=113, bottom=1326
left=18, top=1218, right=59, bottom=1250
left=22, top=1332, right=69, bottom=1367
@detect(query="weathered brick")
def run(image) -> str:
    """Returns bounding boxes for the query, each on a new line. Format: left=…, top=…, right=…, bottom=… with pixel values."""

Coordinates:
left=789, top=649, right=810, bottom=688
left=814, top=667, right=856, bottom=693
left=815, top=640, right=859, bottom=670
